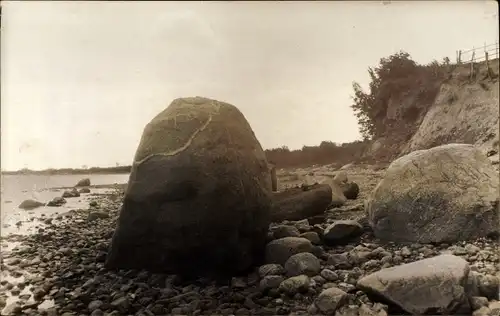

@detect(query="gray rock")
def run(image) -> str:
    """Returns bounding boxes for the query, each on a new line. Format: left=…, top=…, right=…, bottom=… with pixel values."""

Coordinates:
left=357, top=254, right=472, bottom=314
left=265, top=237, right=313, bottom=265
left=18, top=199, right=44, bottom=210
left=259, top=275, right=284, bottom=292
left=471, top=272, right=500, bottom=300
left=470, top=296, right=489, bottom=310
left=88, top=300, right=104, bottom=312
left=320, top=269, right=339, bottom=282
left=258, top=264, right=285, bottom=278
left=473, top=306, right=492, bottom=316
left=300, top=232, right=321, bottom=244
left=105, top=97, right=273, bottom=277
left=314, top=287, right=348, bottom=313
left=327, top=253, right=351, bottom=269
left=279, top=275, right=310, bottom=295
left=323, top=220, right=363, bottom=245
left=366, top=144, right=499, bottom=243
left=284, top=252, right=321, bottom=277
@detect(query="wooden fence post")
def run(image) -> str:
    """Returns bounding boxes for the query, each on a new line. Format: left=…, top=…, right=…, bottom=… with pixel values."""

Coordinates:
left=458, top=50, right=462, bottom=64
left=469, top=48, right=475, bottom=81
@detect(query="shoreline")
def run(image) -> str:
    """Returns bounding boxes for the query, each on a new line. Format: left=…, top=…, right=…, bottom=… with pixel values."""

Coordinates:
left=0, top=167, right=499, bottom=316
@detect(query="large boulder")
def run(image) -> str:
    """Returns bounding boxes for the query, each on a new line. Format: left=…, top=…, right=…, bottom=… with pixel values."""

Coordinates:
left=105, top=97, right=273, bottom=277
left=366, top=144, right=499, bottom=243
left=357, top=254, right=473, bottom=314
left=18, top=199, right=44, bottom=210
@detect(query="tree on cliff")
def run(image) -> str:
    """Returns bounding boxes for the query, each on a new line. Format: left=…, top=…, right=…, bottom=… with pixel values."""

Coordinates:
left=350, top=51, right=418, bottom=140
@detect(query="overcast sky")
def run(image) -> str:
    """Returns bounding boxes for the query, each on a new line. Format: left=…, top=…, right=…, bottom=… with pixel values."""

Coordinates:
left=1, top=1, right=498, bottom=170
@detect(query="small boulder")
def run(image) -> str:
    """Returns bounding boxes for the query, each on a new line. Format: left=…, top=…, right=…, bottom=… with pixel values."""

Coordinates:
left=357, top=254, right=472, bottom=315
left=340, top=182, right=360, bottom=200
left=62, top=188, right=80, bottom=198
left=265, top=237, right=313, bottom=265
left=259, top=275, right=284, bottom=292
left=284, top=252, right=321, bottom=277
left=75, top=178, right=91, bottom=187
left=279, top=275, right=310, bottom=295
left=323, top=220, right=363, bottom=245
left=47, top=197, right=67, bottom=207
left=314, top=287, right=348, bottom=314
left=18, top=199, right=44, bottom=210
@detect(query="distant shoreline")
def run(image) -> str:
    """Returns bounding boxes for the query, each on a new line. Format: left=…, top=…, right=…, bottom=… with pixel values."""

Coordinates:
left=1, top=165, right=132, bottom=176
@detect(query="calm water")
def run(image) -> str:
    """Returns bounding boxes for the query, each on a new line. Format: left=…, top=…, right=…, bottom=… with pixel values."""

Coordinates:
left=0, top=173, right=129, bottom=237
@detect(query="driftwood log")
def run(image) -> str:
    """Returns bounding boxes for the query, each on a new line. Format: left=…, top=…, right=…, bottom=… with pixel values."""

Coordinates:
left=271, top=184, right=333, bottom=222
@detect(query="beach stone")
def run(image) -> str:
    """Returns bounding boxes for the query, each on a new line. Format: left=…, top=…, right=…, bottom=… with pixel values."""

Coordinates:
left=75, top=178, right=91, bottom=187
left=473, top=306, right=492, bottom=316
left=366, top=144, right=499, bottom=243
left=105, top=97, right=272, bottom=277
left=314, top=287, right=348, bottom=313
left=47, top=197, right=67, bottom=207
left=300, top=232, right=321, bottom=244
left=259, top=275, right=284, bottom=292
left=279, top=275, right=310, bottom=295
left=323, top=220, right=363, bottom=245
left=339, top=182, right=360, bottom=200
left=258, top=264, right=285, bottom=278
left=18, top=199, right=44, bottom=210
left=470, top=272, right=500, bottom=300
left=62, top=188, right=80, bottom=198
left=284, top=252, right=321, bottom=277
left=265, top=237, right=313, bottom=265
left=470, top=296, right=489, bottom=310
left=357, top=254, right=472, bottom=314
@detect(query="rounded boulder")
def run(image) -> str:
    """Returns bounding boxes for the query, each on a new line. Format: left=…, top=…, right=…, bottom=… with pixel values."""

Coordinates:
left=366, top=143, right=499, bottom=243
left=105, top=97, right=273, bottom=277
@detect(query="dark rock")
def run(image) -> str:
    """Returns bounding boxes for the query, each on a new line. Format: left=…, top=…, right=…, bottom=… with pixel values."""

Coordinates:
left=323, top=220, right=363, bottom=245
left=265, top=237, right=313, bottom=265
left=18, top=199, right=44, bottom=210
left=339, top=182, right=360, bottom=200
left=75, top=178, right=91, bottom=187
left=79, top=187, right=91, bottom=194
left=271, top=184, right=332, bottom=222
left=105, top=97, right=273, bottom=278
left=47, top=197, right=67, bottom=207
left=62, top=188, right=80, bottom=198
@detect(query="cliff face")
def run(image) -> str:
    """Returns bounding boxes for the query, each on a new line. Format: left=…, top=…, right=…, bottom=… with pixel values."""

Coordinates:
left=367, top=58, right=499, bottom=161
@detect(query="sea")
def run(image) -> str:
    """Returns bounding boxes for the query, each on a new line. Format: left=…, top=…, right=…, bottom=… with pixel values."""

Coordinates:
left=0, top=173, right=130, bottom=237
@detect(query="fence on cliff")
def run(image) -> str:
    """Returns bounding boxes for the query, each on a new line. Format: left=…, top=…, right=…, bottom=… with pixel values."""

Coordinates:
left=456, top=41, right=499, bottom=79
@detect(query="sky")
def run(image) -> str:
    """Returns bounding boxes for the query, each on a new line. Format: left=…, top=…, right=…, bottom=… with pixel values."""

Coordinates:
left=1, top=1, right=498, bottom=171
